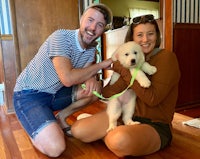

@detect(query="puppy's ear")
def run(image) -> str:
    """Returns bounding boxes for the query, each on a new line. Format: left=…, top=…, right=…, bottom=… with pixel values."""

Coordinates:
left=137, top=50, right=145, bottom=67
left=111, top=51, right=119, bottom=61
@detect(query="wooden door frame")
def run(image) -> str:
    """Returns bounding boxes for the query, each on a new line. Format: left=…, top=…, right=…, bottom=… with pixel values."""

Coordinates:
left=161, top=0, right=173, bottom=51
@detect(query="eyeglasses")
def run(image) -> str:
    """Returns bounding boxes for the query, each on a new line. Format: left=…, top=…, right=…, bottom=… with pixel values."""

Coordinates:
left=132, top=14, right=154, bottom=24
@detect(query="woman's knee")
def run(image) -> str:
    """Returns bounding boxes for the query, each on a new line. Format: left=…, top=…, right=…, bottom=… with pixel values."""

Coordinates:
left=71, top=121, right=90, bottom=142
left=104, top=125, right=161, bottom=157
left=72, top=111, right=109, bottom=143
left=71, top=121, right=81, bottom=138
left=105, top=129, right=130, bottom=157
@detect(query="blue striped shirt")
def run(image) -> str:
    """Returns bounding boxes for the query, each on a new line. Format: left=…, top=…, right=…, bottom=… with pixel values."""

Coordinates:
left=14, top=29, right=96, bottom=94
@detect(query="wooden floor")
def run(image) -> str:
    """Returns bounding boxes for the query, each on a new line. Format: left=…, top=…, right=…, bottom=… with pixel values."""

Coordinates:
left=1, top=100, right=200, bottom=159
left=177, top=106, right=200, bottom=118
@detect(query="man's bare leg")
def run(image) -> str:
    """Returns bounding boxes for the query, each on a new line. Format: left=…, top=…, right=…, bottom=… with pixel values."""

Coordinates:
left=56, top=83, right=100, bottom=129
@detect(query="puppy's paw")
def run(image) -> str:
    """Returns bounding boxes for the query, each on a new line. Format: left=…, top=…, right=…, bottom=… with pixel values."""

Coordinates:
left=139, top=79, right=151, bottom=88
left=106, top=124, right=117, bottom=132
left=124, top=119, right=140, bottom=125
left=148, top=66, right=157, bottom=75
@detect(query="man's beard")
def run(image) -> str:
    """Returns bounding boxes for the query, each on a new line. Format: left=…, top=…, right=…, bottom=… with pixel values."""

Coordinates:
left=80, top=32, right=98, bottom=48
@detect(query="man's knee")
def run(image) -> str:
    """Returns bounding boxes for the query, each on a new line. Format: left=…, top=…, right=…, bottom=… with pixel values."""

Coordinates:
left=31, top=123, right=66, bottom=157
left=45, top=141, right=66, bottom=157
left=33, top=138, right=66, bottom=157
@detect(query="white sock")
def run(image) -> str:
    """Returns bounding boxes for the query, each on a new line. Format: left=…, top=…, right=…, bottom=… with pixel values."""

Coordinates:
left=77, top=113, right=92, bottom=120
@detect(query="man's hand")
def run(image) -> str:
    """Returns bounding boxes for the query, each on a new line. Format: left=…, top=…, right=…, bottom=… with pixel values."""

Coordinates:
left=101, top=58, right=113, bottom=70
left=76, top=77, right=102, bottom=100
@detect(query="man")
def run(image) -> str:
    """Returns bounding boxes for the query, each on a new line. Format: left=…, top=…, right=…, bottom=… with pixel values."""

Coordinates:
left=13, top=3, right=112, bottom=157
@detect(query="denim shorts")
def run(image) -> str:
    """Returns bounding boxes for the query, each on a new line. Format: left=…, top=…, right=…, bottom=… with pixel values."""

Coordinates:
left=133, top=116, right=172, bottom=150
left=13, top=86, right=73, bottom=139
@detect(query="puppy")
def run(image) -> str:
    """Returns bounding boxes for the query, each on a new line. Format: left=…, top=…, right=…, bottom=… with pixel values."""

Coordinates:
left=106, top=41, right=157, bottom=132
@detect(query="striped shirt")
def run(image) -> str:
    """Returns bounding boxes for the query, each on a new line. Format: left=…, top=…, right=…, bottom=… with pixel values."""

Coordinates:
left=14, top=29, right=96, bottom=94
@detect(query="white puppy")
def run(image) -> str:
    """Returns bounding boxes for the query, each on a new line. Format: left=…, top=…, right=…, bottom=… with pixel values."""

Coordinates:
left=106, top=41, right=157, bottom=132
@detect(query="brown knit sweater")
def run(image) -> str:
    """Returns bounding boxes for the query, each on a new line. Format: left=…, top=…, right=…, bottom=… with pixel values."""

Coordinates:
left=102, top=49, right=180, bottom=124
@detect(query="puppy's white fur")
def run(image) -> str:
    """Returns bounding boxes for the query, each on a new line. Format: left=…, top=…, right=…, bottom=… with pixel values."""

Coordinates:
left=106, top=41, right=157, bottom=132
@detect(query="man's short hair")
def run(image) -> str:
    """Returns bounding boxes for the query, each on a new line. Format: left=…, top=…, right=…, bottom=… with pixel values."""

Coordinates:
left=84, top=3, right=113, bottom=25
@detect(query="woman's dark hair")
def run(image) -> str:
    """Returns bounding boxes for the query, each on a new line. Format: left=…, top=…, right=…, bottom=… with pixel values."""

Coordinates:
left=124, top=15, right=161, bottom=48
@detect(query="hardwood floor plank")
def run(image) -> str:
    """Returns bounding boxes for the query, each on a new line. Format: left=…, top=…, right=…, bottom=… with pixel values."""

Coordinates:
left=13, top=129, right=33, bottom=151
left=1, top=101, right=200, bottom=159
left=13, top=129, right=41, bottom=159
left=172, top=133, right=200, bottom=158
left=59, top=137, right=119, bottom=159
left=0, top=132, right=7, bottom=159
left=20, top=149, right=39, bottom=159
left=0, top=107, right=22, bottom=159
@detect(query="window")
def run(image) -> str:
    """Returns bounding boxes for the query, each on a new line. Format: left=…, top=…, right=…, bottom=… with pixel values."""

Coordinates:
left=0, top=0, right=12, bottom=34
left=129, top=8, right=159, bottom=20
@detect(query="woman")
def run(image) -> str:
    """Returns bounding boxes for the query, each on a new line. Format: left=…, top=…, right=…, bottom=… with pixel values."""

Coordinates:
left=71, top=14, right=180, bottom=157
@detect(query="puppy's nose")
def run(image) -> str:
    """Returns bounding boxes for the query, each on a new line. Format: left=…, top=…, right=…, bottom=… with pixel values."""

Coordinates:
left=131, top=59, right=136, bottom=65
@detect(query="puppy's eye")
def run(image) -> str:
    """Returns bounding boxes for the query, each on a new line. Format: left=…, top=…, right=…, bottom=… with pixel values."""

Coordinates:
left=134, top=51, right=137, bottom=54
left=125, top=53, right=129, bottom=56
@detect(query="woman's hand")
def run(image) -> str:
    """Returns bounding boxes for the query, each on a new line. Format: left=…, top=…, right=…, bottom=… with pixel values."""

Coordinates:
left=112, top=61, right=132, bottom=84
